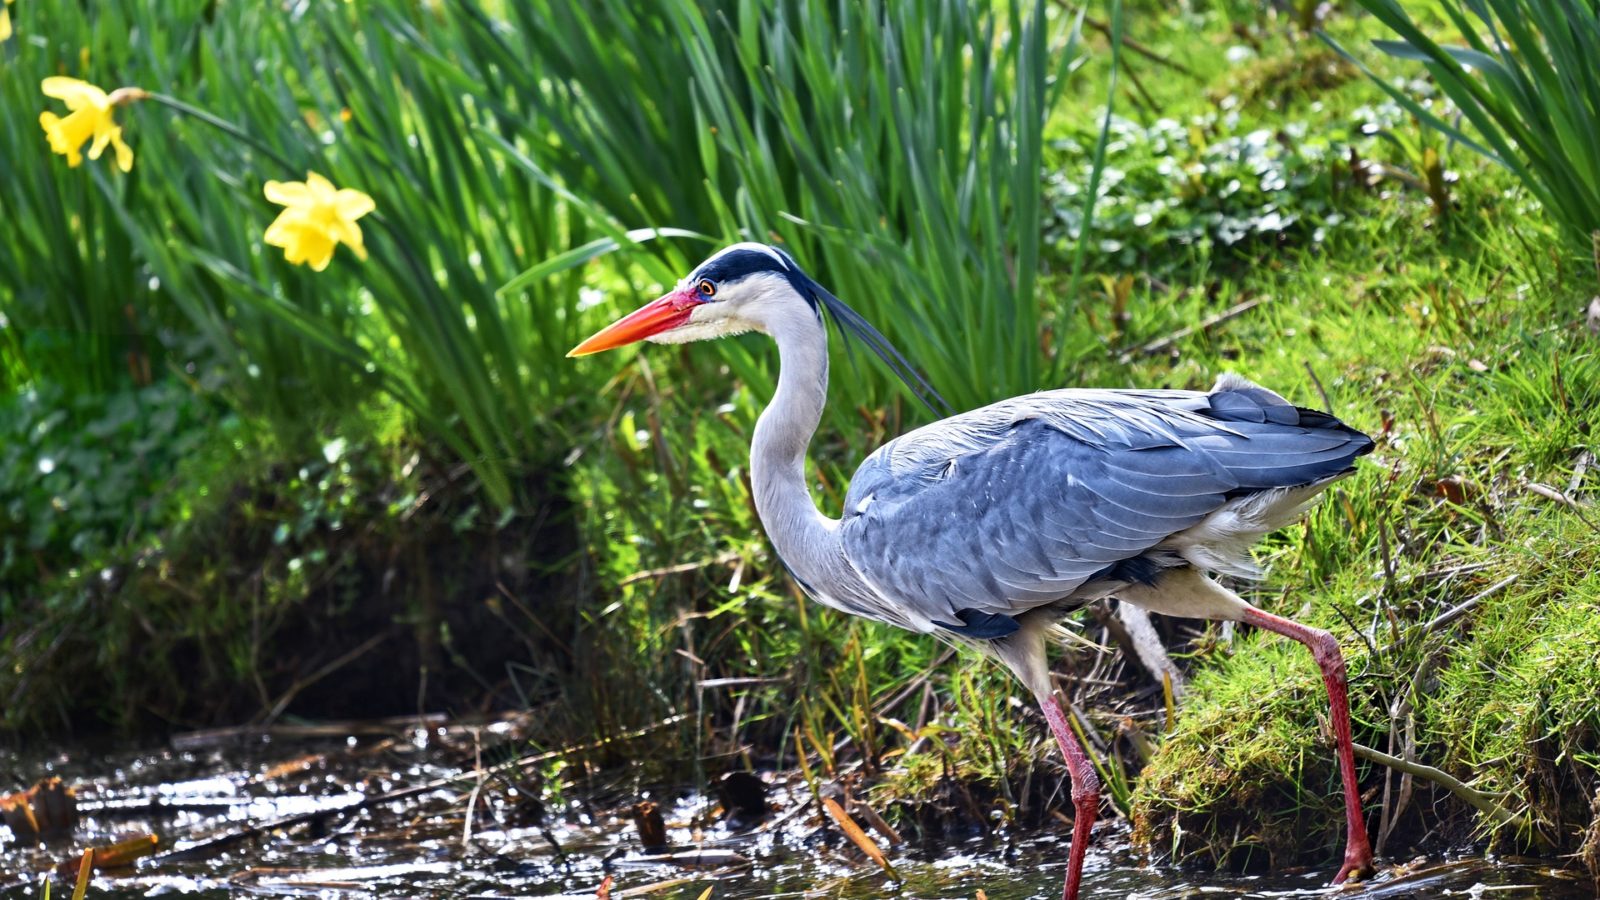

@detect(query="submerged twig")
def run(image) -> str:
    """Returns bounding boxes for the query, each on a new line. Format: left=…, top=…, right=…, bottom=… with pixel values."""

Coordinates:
left=137, top=714, right=689, bottom=870
left=171, top=711, right=451, bottom=750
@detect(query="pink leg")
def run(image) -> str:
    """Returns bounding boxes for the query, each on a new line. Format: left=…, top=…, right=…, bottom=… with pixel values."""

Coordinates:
left=1241, top=607, right=1374, bottom=883
left=1038, top=692, right=1100, bottom=900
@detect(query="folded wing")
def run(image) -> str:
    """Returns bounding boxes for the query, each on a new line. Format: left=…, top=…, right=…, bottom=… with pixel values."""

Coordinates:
left=838, top=376, right=1372, bottom=636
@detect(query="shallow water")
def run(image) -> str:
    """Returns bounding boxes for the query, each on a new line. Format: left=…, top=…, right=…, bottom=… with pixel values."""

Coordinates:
left=1, top=733, right=1591, bottom=899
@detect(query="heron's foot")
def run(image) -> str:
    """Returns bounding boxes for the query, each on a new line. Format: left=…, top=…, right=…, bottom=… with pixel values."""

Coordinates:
left=1331, top=845, right=1375, bottom=885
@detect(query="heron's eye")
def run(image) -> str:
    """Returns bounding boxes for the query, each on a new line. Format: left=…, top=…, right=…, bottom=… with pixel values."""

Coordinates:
left=696, top=279, right=717, bottom=298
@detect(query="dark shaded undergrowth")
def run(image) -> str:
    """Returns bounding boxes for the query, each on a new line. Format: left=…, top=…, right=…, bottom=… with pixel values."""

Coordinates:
left=3, top=430, right=582, bottom=734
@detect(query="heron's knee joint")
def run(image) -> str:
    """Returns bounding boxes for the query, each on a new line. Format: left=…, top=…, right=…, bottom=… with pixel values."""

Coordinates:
left=1303, top=627, right=1346, bottom=676
left=1070, top=769, right=1101, bottom=804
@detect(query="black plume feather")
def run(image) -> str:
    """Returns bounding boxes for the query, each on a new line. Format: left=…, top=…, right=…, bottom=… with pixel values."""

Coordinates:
left=800, top=277, right=952, bottom=418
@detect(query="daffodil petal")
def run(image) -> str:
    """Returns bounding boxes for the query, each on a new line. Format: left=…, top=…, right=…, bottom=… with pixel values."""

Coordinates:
left=112, top=131, right=134, bottom=173
left=264, top=217, right=298, bottom=249
left=305, top=171, right=337, bottom=202
left=41, top=76, right=107, bottom=111
left=87, top=123, right=113, bottom=161
left=263, top=173, right=369, bottom=270
left=40, top=108, right=95, bottom=166
left=326, top=218, right=358, bottom=248
left=264, top=179, right=312, bottom=207
left=333, top=188, right=375, bottom=220
left=1, top=7, right=13, bottom=43
left=308, top=238, right=336, bottom=271
left=331, top=219, right=369, bottom=261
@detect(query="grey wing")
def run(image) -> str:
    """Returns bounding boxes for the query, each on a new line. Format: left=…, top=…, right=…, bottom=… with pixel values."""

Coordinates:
left=837, top=378, right=1371, bottom=637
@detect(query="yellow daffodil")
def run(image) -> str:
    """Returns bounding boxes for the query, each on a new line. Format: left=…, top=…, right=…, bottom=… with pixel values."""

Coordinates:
left=262, top=172, right=375, bottom=271
left=1, top=0, right=13, bottom=43
left=38, top=77, right=144, bottom=172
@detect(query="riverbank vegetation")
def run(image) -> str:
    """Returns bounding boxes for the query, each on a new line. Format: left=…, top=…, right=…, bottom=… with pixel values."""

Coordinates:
left=2, top=0, right=1596, bottom=886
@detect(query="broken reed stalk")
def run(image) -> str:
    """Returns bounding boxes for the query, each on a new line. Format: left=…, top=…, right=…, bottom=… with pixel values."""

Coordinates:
left=1161, top=671, right=1177, bottom=732
left=821, top=797, right=899, bottom=881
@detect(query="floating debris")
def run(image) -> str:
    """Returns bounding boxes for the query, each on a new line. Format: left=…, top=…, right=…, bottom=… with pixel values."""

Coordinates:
left=622, top=850, right=748, bottom=869
left=630, top=801, right=667, bottom=851
left=1, top=777, right=77, bottom=839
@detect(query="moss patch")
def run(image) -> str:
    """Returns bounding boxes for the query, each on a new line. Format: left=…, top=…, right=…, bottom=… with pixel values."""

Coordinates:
left=1427, top=556, right=1600, bottom=863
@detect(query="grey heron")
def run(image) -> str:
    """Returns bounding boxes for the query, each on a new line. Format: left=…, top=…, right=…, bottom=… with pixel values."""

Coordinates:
left=570, top=243, right=1375, bottom=899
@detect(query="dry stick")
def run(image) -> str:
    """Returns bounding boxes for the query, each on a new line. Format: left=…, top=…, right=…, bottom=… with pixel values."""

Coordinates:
left=1568, top=450, right=1592, bottom=496
left=1118, top=56, right=1163, bottom=115
left=1074, top=10, right=1200, bottom=78
left=619, top=552, right=742, bottom=586
left=1377, top=646, right=1443, bottom=854
left=1342, top=560, right=1495, bottom=625
left=1527, top=482, right=1600, bottom=535
left=1417, top=574, right=1518, bottom=637
left=1116, top=296, right=1268, bottom=363
left=261, top=629, right=395, bottom=725
left=1351, top=742, right=1528, bottom=833
left=137, top=714, right=689, bottom=868
left=461, top=728, right=486, bottom=849
left=1093, top=604, right=1182, bottom=697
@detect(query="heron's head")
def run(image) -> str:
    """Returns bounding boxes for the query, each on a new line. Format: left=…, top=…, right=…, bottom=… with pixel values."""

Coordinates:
left=567, top=242, right=811, bottom=357
left=567, top=241, right=949, bottom=414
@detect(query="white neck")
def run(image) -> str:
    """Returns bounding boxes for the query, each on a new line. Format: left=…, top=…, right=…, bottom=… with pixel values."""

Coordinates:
left=750, top=303, right=840, bottom=588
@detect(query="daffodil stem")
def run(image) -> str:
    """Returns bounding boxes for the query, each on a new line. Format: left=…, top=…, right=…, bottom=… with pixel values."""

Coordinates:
left=145, top=92, right=301, bottom=174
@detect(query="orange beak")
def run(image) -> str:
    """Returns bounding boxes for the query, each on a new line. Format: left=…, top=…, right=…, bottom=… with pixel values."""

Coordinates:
left=567, top=290, right=698, bottom=357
